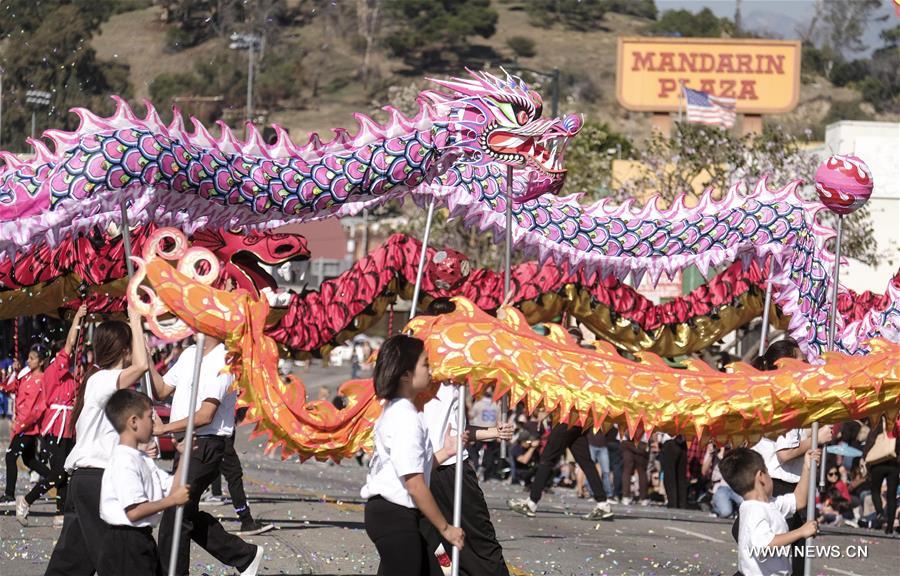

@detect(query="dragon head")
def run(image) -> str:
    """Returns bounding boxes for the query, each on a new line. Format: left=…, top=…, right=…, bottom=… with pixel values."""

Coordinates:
left=426, top=69, right=582, bottom=201
left=190, top=228, right=309, bottom=296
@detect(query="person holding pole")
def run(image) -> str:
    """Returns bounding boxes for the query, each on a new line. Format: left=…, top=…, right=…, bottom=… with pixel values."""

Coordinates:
left=151, top=335, right=263, bottom=576
left=719, top=447, right=821, bottom=576
left=361, top=334, right=465, bottom=575
left=420, top=298, right=514, bottom=576
left=733, top=339, right=832, bottom=576
left=97, top=388, right=190, bottom=576
left=18, top=304, right=88, bottom=526
left=44, top=307, right=151, bottom=576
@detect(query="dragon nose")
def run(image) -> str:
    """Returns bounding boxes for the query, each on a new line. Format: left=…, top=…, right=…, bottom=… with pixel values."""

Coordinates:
left=561, top=114, right=582, bottom=135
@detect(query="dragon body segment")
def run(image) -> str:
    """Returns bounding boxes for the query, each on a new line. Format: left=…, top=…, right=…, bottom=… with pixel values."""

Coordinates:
left=130, top=235, right=900, bottom=461
left=0, top=71, right=886, bottom=357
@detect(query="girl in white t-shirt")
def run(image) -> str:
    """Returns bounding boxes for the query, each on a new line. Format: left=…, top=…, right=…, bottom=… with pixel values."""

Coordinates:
left=361, top=334, right=465, bottom=575
left=45, top=307, right=151, bottom=576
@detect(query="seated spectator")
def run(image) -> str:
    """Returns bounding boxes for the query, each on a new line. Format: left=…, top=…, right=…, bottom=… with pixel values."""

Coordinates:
left=706, top=443, right=742, bottom=518
left=511, top=430, right=540, bottom=487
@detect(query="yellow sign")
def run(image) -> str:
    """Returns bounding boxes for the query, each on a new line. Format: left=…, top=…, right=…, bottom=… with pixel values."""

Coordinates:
left=617, top=37, right=801, bottom=114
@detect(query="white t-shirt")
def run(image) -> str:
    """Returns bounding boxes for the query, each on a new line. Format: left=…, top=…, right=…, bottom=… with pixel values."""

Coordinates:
left=361, top=398, right=434, bottom=508
left=100, top=444, right=174, bottom=527
left=165, top=344, right=236, bottom=437
left=423, top=383, right=468, bottom=467
left=64, top=369, right=122, bottom=473
left=469, top=396, right=499, bottom=428
left=738, top=493, right=797, bottom=576
left=770, top=429, right=807, bottom=484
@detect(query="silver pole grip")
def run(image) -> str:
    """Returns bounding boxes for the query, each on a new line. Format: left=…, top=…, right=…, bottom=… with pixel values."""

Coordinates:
left=167, top=334, right=207, bottom=576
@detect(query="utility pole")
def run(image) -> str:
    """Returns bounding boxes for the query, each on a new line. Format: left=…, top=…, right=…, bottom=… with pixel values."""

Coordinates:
left=25, top=89, right=51, bottom=140
left=230, top=33, right=261, bottom=138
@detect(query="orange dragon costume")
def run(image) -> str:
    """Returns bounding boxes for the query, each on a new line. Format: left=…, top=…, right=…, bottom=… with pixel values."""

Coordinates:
left=129, top=228, right=899, bottom=462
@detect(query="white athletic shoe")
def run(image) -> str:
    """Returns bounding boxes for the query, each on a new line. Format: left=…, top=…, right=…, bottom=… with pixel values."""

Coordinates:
left=16, top=495, right=29, bottom=526
left=240, top=545, right=264, bottom=576
left=507, top=497, right=537, bottom=517
left=621, top=496, right=633, bottom=505
left=582, top=501, right=614, bottom=521
left=200, top=494, right=225, bottom=507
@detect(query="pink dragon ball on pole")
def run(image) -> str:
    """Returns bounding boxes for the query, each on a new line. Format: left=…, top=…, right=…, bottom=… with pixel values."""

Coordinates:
left=814, top=154, right=874, bottom=215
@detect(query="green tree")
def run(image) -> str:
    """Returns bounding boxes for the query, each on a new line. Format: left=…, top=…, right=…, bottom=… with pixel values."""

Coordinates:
left=563, top=121, right=633, bottom=200
left=506, top=36, right=536, bottom=59
left=618, top=123, right=876, bottom=265
left=649, top=7, right=734, bottom=38
left=527, top=0, right=607, bottom=31
left=383, top=0, right=497, bottom=70
left=818, top=0, right=886, bottom=58
left=862, top=26, right=900, bottom=112
left=0, top=1, right=131, bottom=151
left=149, top=54, right=248, bottom=124
left=605, top=0, right=656, bottom=20
left=881, top=24, right=900, bottom=49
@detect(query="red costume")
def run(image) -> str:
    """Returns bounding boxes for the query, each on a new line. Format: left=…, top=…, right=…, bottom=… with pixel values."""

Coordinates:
left=40, top=351, right=76, bottom=441
left=2, top=369, right=46, bottom=437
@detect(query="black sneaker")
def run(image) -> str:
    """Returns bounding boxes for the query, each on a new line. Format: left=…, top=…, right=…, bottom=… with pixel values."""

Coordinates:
left=0, top=495, right=16, bottom=507
left=235, top=519, right=275, bottom=536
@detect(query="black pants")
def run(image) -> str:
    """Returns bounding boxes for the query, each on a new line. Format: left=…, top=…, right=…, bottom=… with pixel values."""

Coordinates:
left=5, top=433, right=52, bottom=497
left=365, top=496, right=438, bottom=576
left=530, top=424, right=608, bottom=504
left=209, top=432, right=252, bottom=520
left=477, top=441, right=502, bottom=481
left=661, top=439, right=687, bottom=509
left=870, top=462, right=899, bottom=533
left=99, top=525, right=162, bottom=576
left=45, top=468, right=110, bottom=576
left=622, top=442, right=649, bottom=500
left=421, top=461, right=509, bottom=576
left=157, top=436, right=258, bottom=576
left=26, top=436, right=74, bottom=512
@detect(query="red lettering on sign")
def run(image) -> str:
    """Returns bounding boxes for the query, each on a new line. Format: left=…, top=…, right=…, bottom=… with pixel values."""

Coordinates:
left=658, top=52, right=676, bottom=72
left=721, top=79, right=736, bottom=98
left=736, top=54, right=753, bottom=73
left=699, top=79, right=716, bottom=94
left=699, top=53, right=715, bottom=73
left=658, top=78, right=677, bottom=97
left=679, top=53, right=697, bottom=72
left=765, top=55, right=785, bottom=74
left=718, top=54, right=735, bottom=73
left=739, top=80, right=759, bottom=100
left=632, top=51, right=656, bottom=71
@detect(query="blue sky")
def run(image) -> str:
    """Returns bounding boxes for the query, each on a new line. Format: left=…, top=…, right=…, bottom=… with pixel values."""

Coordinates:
left=656, top=0, right=898, bottom=57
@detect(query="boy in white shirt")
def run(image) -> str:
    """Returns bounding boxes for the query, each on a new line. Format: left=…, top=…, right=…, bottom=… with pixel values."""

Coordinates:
left=99, top=389, right=190, bottom=576
left=718, top=446, right=820, bottom=576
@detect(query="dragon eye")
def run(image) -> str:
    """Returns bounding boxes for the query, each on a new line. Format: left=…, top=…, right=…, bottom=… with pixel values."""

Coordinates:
left=516, top=110, right=530, bottom=125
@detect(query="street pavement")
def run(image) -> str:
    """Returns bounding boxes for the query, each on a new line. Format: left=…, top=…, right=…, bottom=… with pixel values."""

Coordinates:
left=2, top=363, right=898, bottom=575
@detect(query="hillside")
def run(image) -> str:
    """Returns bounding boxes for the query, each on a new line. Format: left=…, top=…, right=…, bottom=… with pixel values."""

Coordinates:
left=90, top=2, right=896, bottom=143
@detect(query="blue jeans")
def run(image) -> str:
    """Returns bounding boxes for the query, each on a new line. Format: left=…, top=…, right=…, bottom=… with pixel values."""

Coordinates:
left=712, top=485, right=743, bottom=518
left=589, top=445, right=613, bottom=497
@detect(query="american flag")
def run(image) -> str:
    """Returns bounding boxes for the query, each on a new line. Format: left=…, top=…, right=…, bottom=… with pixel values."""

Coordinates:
left=682, top=86, right=736, bottom=128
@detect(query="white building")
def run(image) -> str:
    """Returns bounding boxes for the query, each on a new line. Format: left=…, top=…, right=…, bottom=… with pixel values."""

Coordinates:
left=818, top=121, right=900, bottom=294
